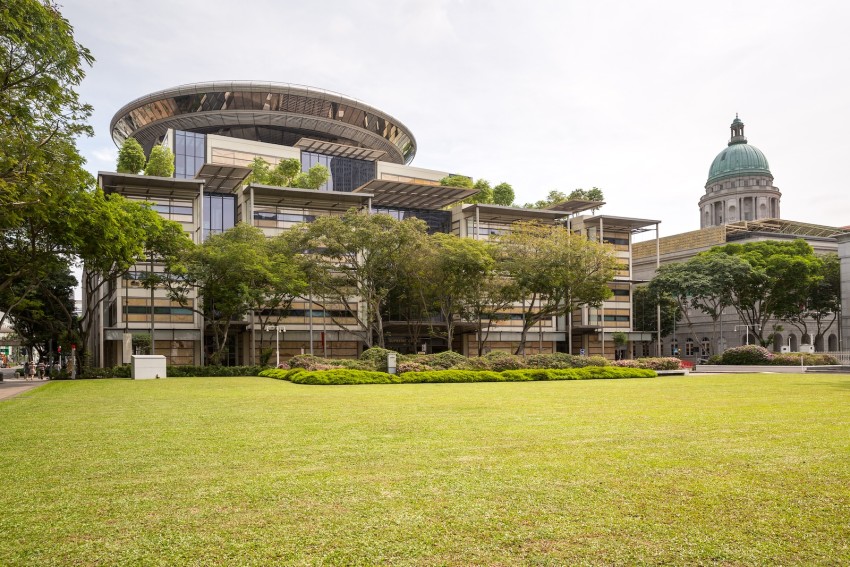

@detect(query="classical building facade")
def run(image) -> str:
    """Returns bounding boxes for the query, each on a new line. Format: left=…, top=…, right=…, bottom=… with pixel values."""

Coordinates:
left=634, top=116, right=848, bottom=359
left=86, top=81, right=658, bottom=367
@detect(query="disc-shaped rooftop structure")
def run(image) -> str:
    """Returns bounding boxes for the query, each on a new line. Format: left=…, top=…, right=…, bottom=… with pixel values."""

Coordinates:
left=110, top=81, right=417, bottom=164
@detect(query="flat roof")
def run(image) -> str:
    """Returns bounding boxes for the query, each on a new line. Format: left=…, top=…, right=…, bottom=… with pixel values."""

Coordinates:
left=724, top=218, right=850, bottom=239
left=295, top=138, right=386, bottom=161
left=98, top=171, right=204, bottom=197
left=196, top=163, right=251, bottom=193
left=581, top=215, right=661, bottom=232
left=246, top=184, right=373, bottom=209
left=461, top=203, right=568, bottom=223
left=353, top=179, right=477, bottom=209
left=545, top=199, right=605, bottom=215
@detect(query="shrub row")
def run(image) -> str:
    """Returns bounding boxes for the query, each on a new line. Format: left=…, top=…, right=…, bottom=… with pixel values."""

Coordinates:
left=79, top=365, right=264, bottom=379
left=612, top=357, right=683, bottom=370
left=259, top=366, right=656, bottom=385
left=706, top=345, right=839, bottom=366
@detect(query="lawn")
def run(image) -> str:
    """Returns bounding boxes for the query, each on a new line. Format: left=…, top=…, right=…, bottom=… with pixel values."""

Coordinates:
left=0, top=374, right=848, bottom=565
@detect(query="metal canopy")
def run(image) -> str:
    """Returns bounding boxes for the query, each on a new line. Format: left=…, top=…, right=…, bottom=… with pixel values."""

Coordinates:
left=582, top=215, right=661, bottom=233
left=196, top=163, right=251, bottom=193
left=545, top=199, right=605, bottom=215
left=98, top=171, right=203, bottom=197
left=353, top=179, right=477, bottom=209
left=462, top=203, right=567, bottom=223
left=294, top=137, right=387, bottom=161
left=247, top=184, right=373, bottom=209
left=724, top=218, right=849, bottom=239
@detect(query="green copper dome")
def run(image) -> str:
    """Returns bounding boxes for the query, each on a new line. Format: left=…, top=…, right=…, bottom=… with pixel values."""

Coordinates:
left=706, top=116, right=772, bottom=184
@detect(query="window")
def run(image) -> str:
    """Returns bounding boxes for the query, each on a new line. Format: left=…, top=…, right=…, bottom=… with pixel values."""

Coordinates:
left=701, top=337, right=711, bottom=356
left=301, top=151, right=375, bottom=192
left=670, top=338, right=679, bottom=356
left=204, top=193, right=235, bottom=240
left=174, top=130, right=205, bottom=179
left=685, top=338, right=695, bottom=356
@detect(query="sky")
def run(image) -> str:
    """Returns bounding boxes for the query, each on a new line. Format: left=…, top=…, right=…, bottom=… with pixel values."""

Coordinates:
left=62, top=0, right=850, bottom=239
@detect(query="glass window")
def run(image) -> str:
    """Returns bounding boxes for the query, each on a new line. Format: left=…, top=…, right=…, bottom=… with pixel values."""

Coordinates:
left=204, top=193, right=236, bottom=240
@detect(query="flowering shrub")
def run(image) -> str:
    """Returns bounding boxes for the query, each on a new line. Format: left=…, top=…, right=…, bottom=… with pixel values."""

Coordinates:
left=420, top=350, right=468, bottom=370
left=770, top=353, right=839, bottom=366
left=524, top=353, right=582, bottom=369
left=720, top=345, right=774, bottom=365
left=611, top=360, right=641, bottom=368
left=482, top=351, right=527, bottom=371
left=635, top=357, right=683, bottom=370
left=397, top=361, right=430, bottom=374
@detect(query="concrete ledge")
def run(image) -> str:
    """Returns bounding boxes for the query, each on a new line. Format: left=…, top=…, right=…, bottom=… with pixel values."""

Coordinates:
left=656, top=369, right=690, bottom=376
left=695, top=365, right=816, bottom=374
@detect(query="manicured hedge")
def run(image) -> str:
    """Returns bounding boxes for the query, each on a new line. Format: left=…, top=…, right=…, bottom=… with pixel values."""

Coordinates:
left=259, top=366, right=656, bottom=385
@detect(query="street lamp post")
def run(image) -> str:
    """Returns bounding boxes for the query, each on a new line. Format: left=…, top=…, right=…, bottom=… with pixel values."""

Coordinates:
left=265, top=325, right=286, bottom=367
left=734, top=324, right=760, bottom=346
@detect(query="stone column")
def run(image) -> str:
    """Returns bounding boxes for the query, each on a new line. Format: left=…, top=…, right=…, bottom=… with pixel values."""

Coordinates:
left=838, top=234, right=850, bottom=351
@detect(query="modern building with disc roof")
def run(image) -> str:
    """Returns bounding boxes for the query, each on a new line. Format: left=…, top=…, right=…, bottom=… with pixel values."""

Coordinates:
left=85, top=81, right=659, bottom=367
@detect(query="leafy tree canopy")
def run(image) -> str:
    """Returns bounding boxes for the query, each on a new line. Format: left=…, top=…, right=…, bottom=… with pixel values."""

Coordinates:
left=144, top=145, right=175, bottom=177
left=116, top=137, right=146, bottom=174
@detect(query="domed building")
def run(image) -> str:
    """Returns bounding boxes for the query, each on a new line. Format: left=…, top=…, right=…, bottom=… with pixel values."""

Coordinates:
left=698, top=116, right=781, bottom=228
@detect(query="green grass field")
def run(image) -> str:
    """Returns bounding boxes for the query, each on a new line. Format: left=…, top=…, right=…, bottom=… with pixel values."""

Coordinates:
left=1, top=374, right=848, bottom=565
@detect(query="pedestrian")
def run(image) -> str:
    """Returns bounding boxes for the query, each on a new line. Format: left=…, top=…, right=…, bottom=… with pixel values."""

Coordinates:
left=37, top=360, right=46, bottom=380
left=23, top=361, right=30, bottom=380
left=26, top=361, right=36, bottom=381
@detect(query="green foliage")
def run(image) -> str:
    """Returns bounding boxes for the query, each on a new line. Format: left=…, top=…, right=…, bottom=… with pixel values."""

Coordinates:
left=720, top=345, right=774, bottom=365
left=144, top=145, right=175, bottom=177
left=286, top=210, right=428, bottom=348
left=498, top=221, right=618, bottom=354
left=293, top=164, right=330, bottom=190
left=439, top=175, right=474, bottom=188
left=360, top=347, right=401, bottom=366
left=771, top=353, right=839, bottom=366
left=260, top=366, right=656, bottom=385
left=492, top=182, right=515, bottom=206
left=469, top=179, right=493, bottom=204
left=612, top=357, right=682, bottom=370
left=84, top=365, right=265, bottom=378
left=481, top=351, right=527, bottom=371
left=116, top=137, right=146, bottom=174
left=611, top=331, right=628, bottom=347
left=419, top=350, right=468, bottom=370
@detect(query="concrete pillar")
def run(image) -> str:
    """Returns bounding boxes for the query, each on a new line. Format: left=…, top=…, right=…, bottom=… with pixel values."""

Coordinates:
left=838, top=234, right=850, bottom=351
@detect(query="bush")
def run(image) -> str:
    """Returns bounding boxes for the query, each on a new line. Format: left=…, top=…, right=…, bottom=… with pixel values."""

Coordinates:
left=720, top=345, right=774, bottom=365
left=706, top=355, right=722, bottom=365
left=524, top=353, right=582, bottom=369
left=359, top=347, right=401, bottom=371
left=290, top=369, right=398, bottom=385
left=611, top=360, right=641, bottom=368
left=167, top=365, right=264, bottom=377
left=400, top=369, right=506, bottom=383
left=635, top=357, right=682, bottom=371
left=419, top=350, right=467, bottom=370
left=573, top=355, right=609, bottom=368
left=770, top=353, right=839, bottom=366
left=481, top=351, right=527, bottom=371
left=260, top=366, right=656, bottom=385
left=397, top=361, right=430, bottom=374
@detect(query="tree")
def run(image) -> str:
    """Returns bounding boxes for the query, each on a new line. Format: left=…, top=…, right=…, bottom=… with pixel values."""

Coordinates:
left=287, top=210, right=429, bottom=348
left=775, top=253, right=840, bottom=346
left=248, top=156, right=329, bottom=190
left=439, top=175, right=474, bottom=188
left=492, top=182, right=515, bottom=206
left=524, top=188, right=605, bottom=210
left=0, top=0, right=93, bottom=206
left=702, top=239, right=822, bottom=346
left=72, top=191, right=190, bottom=365
left=631, top=285, right=679, bottom=339
left=166, top=224, right=275, bottom=365
left=465, top=179, right=493, bottom=204
left=648, top=253, right=751, bottom=350
left=144, top=145, right=175, bottom=177
left=498, top=221, right=619, bottom=354
left=116, top=137, right=146, bottom=174
left=426, top=233, right=497, bottom=350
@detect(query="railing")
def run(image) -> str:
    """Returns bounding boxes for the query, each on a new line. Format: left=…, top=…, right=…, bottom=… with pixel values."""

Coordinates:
left=827, top=351, right=850, bottom=364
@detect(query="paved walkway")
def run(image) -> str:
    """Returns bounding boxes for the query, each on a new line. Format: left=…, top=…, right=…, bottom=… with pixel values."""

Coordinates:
left=0, top=369, right=50, bottom=401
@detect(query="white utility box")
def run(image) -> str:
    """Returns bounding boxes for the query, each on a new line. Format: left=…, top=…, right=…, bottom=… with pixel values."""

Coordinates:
left=131, top=355, right=167, bottom=379
left=799, top=344, right=815, bottom=354
left=780, top=346, right=790, bottom=353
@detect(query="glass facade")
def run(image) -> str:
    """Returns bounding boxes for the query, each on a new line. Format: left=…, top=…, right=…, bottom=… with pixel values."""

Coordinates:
left=204, top=193, right=235, bottom=240
left=301, top=151, right=375, bottom=192
left=174, top=130, right=205, bottom=179
left=372, top=207, right=451, bottom=234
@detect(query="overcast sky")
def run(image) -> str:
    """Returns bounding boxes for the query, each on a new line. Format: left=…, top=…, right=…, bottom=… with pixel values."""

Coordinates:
left=62, top=0, right=850, bottom=238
